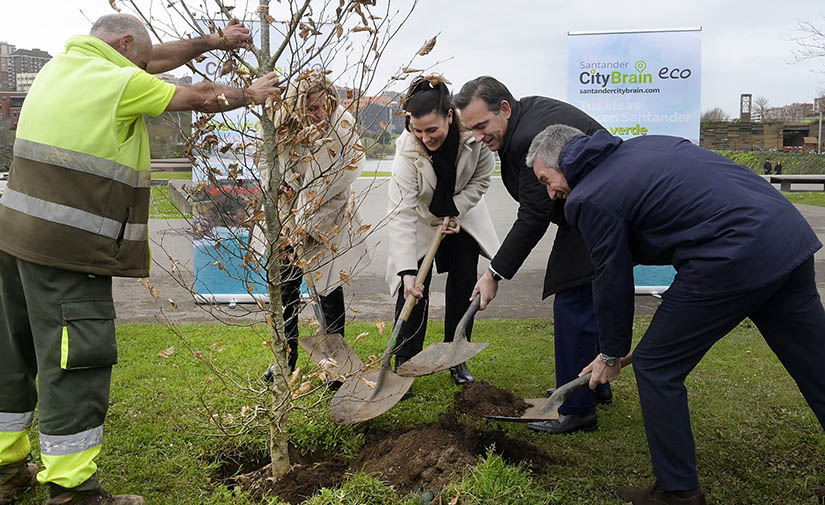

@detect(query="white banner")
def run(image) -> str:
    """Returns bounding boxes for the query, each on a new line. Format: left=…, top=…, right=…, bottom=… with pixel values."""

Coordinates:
left=568, top=28, right=701, bottom=143
left=568, top=28, right=702, bottom=294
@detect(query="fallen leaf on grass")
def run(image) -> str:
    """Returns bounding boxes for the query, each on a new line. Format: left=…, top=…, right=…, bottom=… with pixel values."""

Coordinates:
left=157, top=347, right=174, bottom=359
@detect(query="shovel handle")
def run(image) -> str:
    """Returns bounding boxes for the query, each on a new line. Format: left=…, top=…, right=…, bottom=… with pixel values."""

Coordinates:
left=303, top=271, right=328, bottom=332
left=453, top=296, right=481, bottom=341
left=552, top=353, right=634, bottom=403
left=397, top=224, right=449, bottom=322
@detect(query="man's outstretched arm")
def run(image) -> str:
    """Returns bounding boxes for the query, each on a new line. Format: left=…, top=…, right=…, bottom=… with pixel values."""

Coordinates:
left=146, top=18, right=251, bottom=74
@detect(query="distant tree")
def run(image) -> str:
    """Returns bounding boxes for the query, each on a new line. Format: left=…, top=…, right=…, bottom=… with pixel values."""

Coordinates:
left=701, top=107, right=729, bottom=122
left=792, top=15, right=825, bottom=69
left=754, top=96, right=770, bottom=121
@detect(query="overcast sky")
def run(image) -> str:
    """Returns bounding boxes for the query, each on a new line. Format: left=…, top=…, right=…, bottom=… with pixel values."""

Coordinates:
left=3, top=0, right=825, bottom=118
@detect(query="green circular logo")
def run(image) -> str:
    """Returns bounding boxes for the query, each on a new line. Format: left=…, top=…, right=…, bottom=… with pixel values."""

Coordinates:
left=590, top=69, right=596, bottom=75
left=635, top=60, right=647, bottom=73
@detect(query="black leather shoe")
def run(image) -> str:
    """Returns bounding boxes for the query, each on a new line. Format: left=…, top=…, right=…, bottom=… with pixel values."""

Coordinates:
left=545, top=385, right=613, bottom=405
left=615, top=483, right=706, bottom=504
left=527, top=412, right=597, bottom=434
left=450, top=362, right=474, bottom=385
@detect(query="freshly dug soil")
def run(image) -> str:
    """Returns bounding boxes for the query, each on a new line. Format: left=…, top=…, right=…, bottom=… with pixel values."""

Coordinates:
left=231, top=411, right=554, bottom=504
left=453, top=379, right=532, bottom=418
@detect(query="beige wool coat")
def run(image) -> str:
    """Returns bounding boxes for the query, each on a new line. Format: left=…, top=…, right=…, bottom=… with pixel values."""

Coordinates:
left=257, top=105, right=373, bottom=296
left=385, top=128, right=500, bottom=295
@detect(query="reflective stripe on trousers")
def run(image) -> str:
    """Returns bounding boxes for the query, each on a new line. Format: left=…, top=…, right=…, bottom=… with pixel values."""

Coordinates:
left=0, top=411, right=35, bottom=466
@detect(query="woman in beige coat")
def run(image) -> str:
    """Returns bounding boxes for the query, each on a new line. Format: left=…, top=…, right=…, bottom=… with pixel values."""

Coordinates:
left=264, top=73, right=372, bottom=371
left=386, top=76, right=499, bottom=385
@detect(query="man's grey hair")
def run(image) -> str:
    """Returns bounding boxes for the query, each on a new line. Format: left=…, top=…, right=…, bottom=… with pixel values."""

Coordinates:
left=90, top=14, right=150, bottom=48
left=525, top=124, right=584, bottom=169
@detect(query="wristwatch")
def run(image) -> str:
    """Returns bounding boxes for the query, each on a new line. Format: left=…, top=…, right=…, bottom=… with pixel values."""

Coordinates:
left=599, top=353, right=620, bottom=367
left=487, top=266, right=502, bottom=282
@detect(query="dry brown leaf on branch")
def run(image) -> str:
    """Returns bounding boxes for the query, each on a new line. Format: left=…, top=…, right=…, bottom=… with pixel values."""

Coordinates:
left=352, top=26, right=375, bottom=34
left=292, top=381, right=312, bottom=398
left=354, top=331, right=369, bottom=344
left=264, top=14, right=275, bottom=24
left=350, top=307, right=361, bottom=313
left=379, top=121, right=387, bottom=130
left=288, top=367, right=301, bottom=386
left=149, top=286, right=160, bottom=299
left=402, top=67, right=423, bottom=73
left=108, top=0, right=121, bottom=12
left=339, top=270, right=351, bottom=285
left=219, top=59, right=234, bottom=77
left=157, top=347, right=174, bottom=359
left=345, top=164, right=360, bottom=171
left=335, top=23, right=344, bottom=38
left=219, top=142, right=233, bottom=154
left=356, top=224, right=371, bottom=234
left=417, top=33, right=440, bottom=56
left=194, top=55, right=207, bottom=63
left=358, top=376, right=376, bottom=389
left=376, top=320, right=385, bottom=335
left=168, top=298, right=178, bottom=309
left=138, top=278, right=150, bottom=289
left=193, top=351, right=204, bottom=359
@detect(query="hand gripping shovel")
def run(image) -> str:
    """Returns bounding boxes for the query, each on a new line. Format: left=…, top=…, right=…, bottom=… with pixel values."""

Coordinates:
left=298, top=273, right=364, bottom=380
left=396, top=296, right=489, bottom=377
left=330, top=225, right=446, bottom=424
left=485, top=353, right=633, bottom=422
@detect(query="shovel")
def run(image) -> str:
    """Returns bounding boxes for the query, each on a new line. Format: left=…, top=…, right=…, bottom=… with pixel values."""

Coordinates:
left=396, top=296, right=489, bottom=377
left=298, top=273, right=364, bottom=380
left=485, top=353, right=633, bottom=422
left=330, top=224, right=446, bottom=424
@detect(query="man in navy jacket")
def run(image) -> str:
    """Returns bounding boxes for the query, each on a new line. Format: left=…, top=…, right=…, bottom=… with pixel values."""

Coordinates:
left=527, top=125, right=825, bottom=505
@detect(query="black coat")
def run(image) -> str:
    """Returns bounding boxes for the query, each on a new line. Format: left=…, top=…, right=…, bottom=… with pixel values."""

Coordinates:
left=490, top=96, right=604, bottom=298
left=560, top=132, right=822, bottom=356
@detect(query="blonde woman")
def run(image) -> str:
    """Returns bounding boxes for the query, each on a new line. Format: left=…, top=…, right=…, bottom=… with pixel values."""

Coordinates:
left=262, top=72, right=371, bottom=371
left=386, top=76, right=499, bottom=385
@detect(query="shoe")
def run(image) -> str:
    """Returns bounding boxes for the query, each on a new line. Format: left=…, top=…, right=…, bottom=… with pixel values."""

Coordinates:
left=615, top=483, right=706, bottom=505
left=0, top=461, right=38, bottom=505
left=449, top=362, right=474, bottom=385
left=811, top=484, right=825, bottom=504
left=45, top=489, right=145, bottom=505
left=545, top=385, right=613, bottom=405
left=527, top=412, right=597, bottom=434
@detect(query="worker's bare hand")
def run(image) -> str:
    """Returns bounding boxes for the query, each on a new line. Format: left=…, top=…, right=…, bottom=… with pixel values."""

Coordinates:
left=580, top=355, right=621, bottom=390
left=403, top=274, right=425, bottom=305
left=246, top=72, right=282, bottom=105
left=213, top=18, right=252, bottom=50
left=441, top=216, right=460, bottom=235
left=471, top=271, right=498, bottom=310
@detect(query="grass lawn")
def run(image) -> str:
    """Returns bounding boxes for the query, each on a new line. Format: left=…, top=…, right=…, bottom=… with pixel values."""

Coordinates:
left=150, top=185, right=191, bottom=219
left=784, top=192, right=825, bottom=207
left=13, top=317, right=825, bottom=505
left=152, top=171, right=193, bottom=180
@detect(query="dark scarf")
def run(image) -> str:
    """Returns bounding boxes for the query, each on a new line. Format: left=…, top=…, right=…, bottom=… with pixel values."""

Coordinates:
left=426, top=120, right=460, bottom=218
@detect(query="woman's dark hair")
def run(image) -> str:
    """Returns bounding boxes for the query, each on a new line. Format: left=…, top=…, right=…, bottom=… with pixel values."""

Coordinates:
left=403, top=76, right=452, bottom=130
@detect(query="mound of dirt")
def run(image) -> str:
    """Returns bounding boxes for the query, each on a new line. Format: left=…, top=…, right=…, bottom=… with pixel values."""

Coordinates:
left=454, top=380, right=531, bottom=418
left=231, top=394, right=553, bottom=503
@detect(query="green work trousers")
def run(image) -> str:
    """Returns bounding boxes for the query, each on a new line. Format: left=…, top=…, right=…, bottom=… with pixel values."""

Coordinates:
left=0, top=249, right=117, bottom=494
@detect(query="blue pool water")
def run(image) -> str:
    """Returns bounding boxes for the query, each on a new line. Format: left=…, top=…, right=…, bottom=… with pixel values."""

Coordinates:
left=634, top=265, right=676, bottom=286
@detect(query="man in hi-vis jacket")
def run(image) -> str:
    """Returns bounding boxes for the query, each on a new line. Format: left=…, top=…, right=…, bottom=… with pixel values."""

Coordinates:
left=0, top=14, right=279, bottom=505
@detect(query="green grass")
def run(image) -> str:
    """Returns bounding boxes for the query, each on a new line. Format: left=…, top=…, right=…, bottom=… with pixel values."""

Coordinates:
left=359, top=171, right=391, bottom=178
left=150, top=185, right=190, bottom=219
left=152, top=171, right=192, bottom=180
left=14, top=318, right=825, bottom=504
left=783, top=191, right=825, bottom=207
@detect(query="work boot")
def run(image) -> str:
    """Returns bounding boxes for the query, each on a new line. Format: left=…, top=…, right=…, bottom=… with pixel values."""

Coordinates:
left=811, top=484, right=825, bottom=504
left=0, top=461, right=38, bottom=505
left=449, top=362, right=474, bottom=385
left=45, top=489, right=145, bottom=505
left=615, top=483, right=706, bottom=505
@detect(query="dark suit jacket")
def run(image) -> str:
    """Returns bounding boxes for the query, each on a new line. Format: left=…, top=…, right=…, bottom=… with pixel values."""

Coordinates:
left=489, top=96, right=604, bottom=298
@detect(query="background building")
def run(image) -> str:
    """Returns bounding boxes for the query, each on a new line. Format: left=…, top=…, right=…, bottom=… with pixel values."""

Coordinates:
left=5, top=47, right=51, bottom=93
left=0, top=42, right=17, bottom=92
left=14, top=72, right=38, bottom=92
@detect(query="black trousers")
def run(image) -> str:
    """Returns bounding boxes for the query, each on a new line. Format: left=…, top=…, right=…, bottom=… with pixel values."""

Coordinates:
left=634, top=256, right=825, bottom=492
left=393, top=230, right=480, bottom=360
left=280, top=262, right=345, bottom=371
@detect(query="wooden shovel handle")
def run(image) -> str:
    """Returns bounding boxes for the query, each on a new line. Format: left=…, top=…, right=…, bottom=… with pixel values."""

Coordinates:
left=398, top=225, right=445, bottom=322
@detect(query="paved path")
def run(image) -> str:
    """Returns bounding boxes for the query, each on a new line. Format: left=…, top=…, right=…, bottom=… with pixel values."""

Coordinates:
left=114, top=179, right=825, bottom=324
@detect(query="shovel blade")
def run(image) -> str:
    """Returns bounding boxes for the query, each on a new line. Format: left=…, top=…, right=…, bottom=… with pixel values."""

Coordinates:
left=299, top=332, right=363, bottom=378
left=483, top=397, right=562, bottom=422
left=330, top=368, right=414, bottom=424
left=396, top=341, right=489, bottom=377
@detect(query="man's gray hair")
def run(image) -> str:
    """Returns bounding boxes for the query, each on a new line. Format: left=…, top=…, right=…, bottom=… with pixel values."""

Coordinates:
left=525, top=124, right=584, bottom=169
left=90, top=14, right=149, bottom=47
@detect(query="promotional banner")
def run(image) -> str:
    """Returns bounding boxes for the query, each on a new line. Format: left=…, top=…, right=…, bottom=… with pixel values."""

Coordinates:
left=568, top=28, right=702, bottom=293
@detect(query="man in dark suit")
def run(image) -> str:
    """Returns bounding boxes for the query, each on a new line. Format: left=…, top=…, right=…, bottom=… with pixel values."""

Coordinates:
left=528, top=124, right=825, bottom=505
left=455, top=76, right=609, bottom=434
